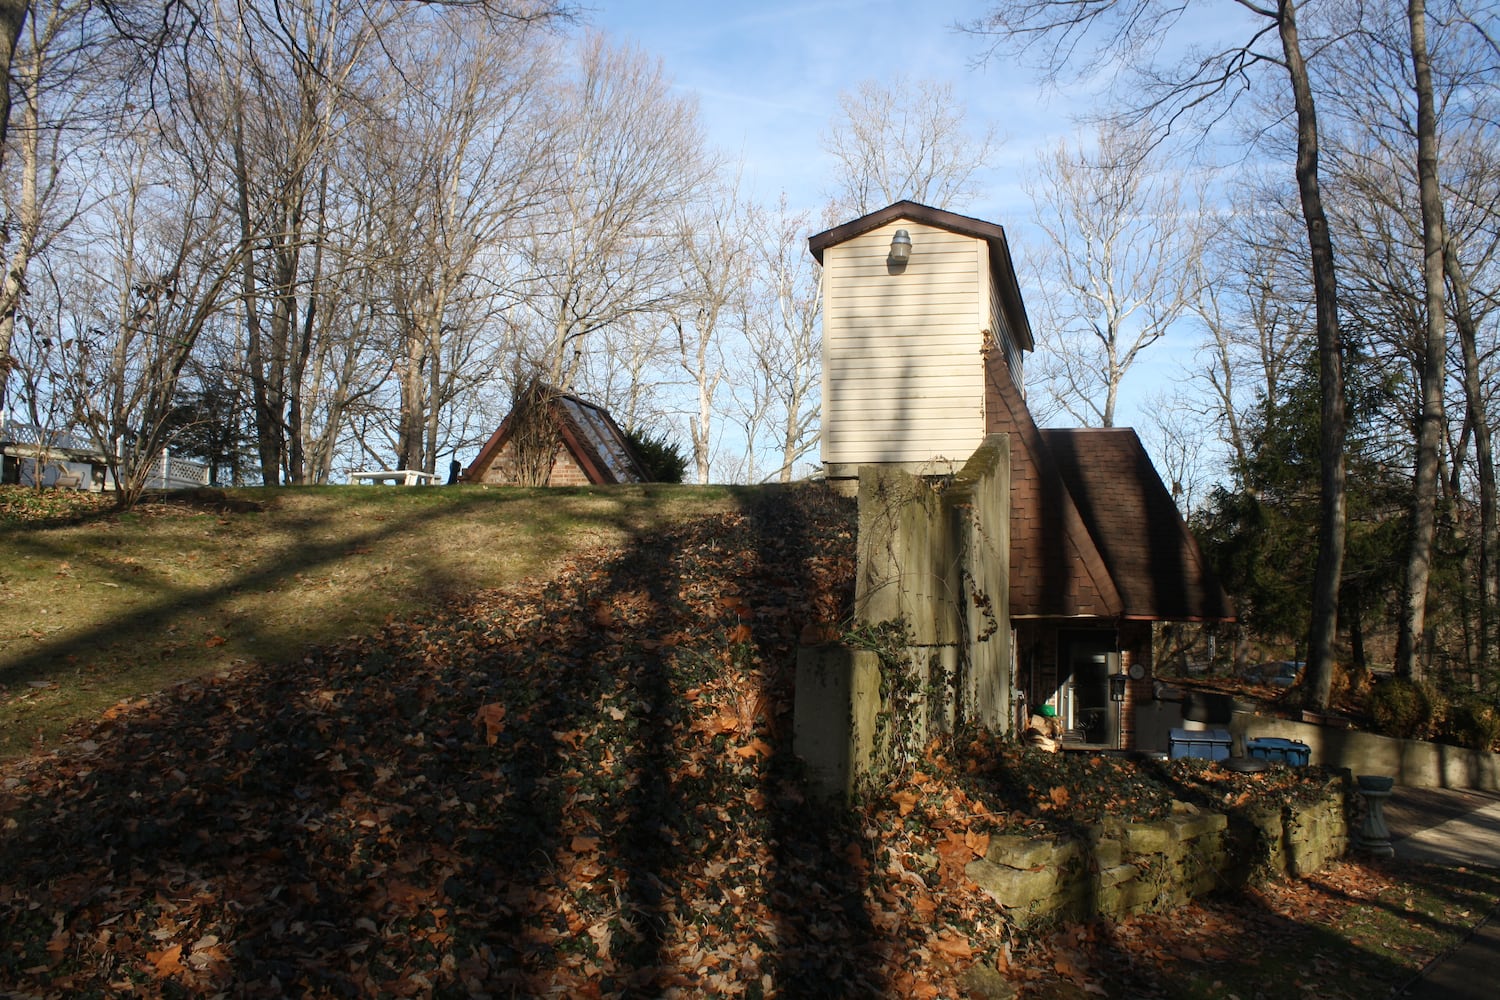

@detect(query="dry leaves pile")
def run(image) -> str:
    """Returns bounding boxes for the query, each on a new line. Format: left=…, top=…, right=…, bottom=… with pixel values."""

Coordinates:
left=3, top=486, right=998, bottom=998
left=0, top=484, right=1452, bottom=998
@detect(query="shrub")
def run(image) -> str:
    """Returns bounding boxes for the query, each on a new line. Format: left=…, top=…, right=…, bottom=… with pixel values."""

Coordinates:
left=1368, top=677, right=1446, bottom=740
left=623, top=426, right=688, bottom=484
left=1445, top=697, right=1500, bottom=753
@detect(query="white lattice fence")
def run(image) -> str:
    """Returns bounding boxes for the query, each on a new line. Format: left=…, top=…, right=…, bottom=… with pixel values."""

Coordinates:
left=141, top=449, right=210, bottom=490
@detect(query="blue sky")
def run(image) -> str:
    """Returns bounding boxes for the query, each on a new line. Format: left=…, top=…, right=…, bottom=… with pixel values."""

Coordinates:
left=587, top=0, right=1071, bottom=225
left=583, top=1, right=1245, bottom=468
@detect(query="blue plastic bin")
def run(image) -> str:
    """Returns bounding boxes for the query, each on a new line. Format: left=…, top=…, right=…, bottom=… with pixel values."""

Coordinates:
left=1246, top=737, right=1311, bottom=766
left=1169, top=728, right=1232, bottom=761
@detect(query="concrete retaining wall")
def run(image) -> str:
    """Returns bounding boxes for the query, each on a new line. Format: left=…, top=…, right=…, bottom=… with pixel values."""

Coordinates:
left=795, top=437, right=1013, bottom=801
left=854, top=436, right=1013, bottom=738
left=793, top=644, right=884, bottom=801
left=966, top=779, right=1350, bottom=926
left=1229, top=712, right=1500, bottom=791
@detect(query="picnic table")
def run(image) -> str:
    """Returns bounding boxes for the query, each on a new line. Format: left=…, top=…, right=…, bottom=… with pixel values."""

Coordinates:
left=347, top=469, right=439, bottom=486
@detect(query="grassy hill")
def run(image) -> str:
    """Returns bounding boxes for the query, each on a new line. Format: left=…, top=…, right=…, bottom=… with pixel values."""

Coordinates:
left=0, top=483, right=750, bottom=758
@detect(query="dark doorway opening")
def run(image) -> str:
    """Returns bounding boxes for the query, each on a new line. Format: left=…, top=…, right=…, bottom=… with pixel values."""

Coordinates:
left=1063, top=630, right=1119, bottom=745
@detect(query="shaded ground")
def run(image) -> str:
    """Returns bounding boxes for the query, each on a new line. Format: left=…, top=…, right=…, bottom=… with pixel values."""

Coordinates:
left=1383, top=786, right=1500, bottom=840
left=2, top=484, right=1496, bottom=998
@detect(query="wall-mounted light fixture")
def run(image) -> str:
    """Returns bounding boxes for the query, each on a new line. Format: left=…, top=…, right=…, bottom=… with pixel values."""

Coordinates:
left=888, top=229, right=912, bottom=264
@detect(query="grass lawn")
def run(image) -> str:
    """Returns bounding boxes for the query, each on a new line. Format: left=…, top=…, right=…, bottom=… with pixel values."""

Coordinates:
left=0, top=483, right=746, bottom=758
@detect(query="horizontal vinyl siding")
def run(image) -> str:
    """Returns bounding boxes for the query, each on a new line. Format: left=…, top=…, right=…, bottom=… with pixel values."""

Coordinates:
left=826, top=355, right=983, bottom=376
left=822, top=220, right=985, bottom=466
left=982, top=241, right=1025, bottom=391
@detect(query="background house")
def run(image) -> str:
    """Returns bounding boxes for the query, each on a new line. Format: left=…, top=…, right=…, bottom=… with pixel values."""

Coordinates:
left=809, top=202, right=1233, bottom=749
left=462, top=384, right=648, bottom=487
left=0, top=421, right=209, bottom=492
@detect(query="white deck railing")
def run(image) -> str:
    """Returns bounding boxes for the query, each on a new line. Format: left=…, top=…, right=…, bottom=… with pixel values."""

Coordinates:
left=2, top=422, right=209, bottom=491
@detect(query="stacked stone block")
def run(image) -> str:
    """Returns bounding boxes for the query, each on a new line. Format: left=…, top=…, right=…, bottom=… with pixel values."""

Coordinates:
left=965, top=781, right=1350, bottom=926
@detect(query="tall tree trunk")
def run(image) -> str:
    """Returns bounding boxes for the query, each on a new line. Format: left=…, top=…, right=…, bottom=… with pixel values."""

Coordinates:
left=1394, top=0, right=1450, bottom=682
left=287, top=166, right=329, bottom=485
left=1279, top=0, right=1347, bottom=710
left=0, top=25, right=39, bottom=399
left=1446, top=246, right=1497, bottom=678
left=231, top=108, right=280, bottom=486
left=0, top=0, right=27, bottom=177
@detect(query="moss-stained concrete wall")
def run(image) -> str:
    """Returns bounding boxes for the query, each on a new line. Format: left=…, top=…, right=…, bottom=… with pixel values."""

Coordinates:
left=793, top=644, right=884, bottom=801
left=965, top=778, right=1350, bottom=926
left=795, top=436, right=1012, bottom=800
left=853, top=435, right=1013, bottom=738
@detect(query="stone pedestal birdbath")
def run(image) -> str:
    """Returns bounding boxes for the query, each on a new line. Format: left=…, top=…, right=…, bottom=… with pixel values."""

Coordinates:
left=1356, top=774, right=1395, bottom=858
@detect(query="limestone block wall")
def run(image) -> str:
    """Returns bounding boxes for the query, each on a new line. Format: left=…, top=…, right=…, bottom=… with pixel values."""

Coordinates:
left=965, top=780, right=1350, bottom=926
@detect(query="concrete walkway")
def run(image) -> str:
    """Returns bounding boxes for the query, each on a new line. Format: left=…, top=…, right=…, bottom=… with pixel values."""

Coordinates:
left=1385, top=786, right=1500, bottom=1000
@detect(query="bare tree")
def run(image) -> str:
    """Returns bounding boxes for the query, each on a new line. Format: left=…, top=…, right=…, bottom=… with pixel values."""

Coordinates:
left=1446, top=239, right=1500, bottom=678
left=1191, top=183, right=1315, bottom=476
left=1025, top=123, right=1205, bottom=427
left=0, top=0, right=103, bottom=408
left=363, top=24, right=554, bottom=474
left=0, top=1, right=27, bottom=173
left=1390, top=0, right=1461, bottom=682
left=668, top=185, right=750, bottom=484
left=822, top=75, right=998, bottom=215
left=742, top=195, right=825, bottom=482
left=1139, top=388, right=1215, bottom=515
left=62, top=129, right=243, bottom=509
left=519, top=33, right=712, bottom=389
left=575, top=311, right=672, bottom=434
left=196, top=1, right=395, bottom=485
left=1314, top=0, right=1500, bottom=680
left=966, top=0, right=1350, bottom=709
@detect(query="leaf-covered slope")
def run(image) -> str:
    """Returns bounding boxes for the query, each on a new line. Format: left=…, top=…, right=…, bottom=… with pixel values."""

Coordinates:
left=4, top=486, right=974, bottom=998
left=3, top=483, right=1472, bottom=999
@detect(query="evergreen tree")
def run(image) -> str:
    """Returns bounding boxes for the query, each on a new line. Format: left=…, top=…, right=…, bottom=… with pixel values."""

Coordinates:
left=1196, top=342, right=1407, bottom=673
left=624, top=426, right=688, bottom=484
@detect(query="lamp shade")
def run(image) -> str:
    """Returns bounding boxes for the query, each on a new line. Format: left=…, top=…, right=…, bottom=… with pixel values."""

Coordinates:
left=888, top=229, right=912, bottom=263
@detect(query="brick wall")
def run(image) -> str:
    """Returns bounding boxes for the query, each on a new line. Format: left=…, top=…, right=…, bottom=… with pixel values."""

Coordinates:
left=478, top=440, right=591, bottom=487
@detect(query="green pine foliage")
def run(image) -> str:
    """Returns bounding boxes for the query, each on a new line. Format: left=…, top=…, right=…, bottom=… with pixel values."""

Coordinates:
left=624, top=426, right=688, bottom=484
left=1194, top=344, right=1409, bottom=664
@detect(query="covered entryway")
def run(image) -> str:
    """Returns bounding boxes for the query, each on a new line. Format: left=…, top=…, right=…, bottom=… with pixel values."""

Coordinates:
left=1062, top=630, right=1120, bottom=746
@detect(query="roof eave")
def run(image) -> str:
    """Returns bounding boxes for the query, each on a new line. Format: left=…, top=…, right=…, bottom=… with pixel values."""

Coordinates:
left=808, top=200, right=1034, bottom=352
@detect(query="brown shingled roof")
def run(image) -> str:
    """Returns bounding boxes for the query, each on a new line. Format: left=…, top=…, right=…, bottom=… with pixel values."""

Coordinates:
left=1040, top=429, right=1235, bottom=622
left=983, top=350, right=1234, bottom=622
left=984, top=351, right=1123, bottom=618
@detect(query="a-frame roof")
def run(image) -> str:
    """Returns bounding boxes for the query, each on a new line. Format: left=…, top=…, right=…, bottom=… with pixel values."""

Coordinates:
left=1042, top=429, right=1236, bottom=622
left=984, top=353, right=1234, bottom=622
left=463, top=387, right=647, bottom=486
left=807, top=200, right=1034, bottom=352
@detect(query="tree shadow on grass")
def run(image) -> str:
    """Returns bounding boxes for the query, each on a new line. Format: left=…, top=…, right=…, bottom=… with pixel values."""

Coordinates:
left=1021, top=859, right=1500, bottom=1000
left=0, top=486, right=726, bottom=696
left=0, top=483, right=884, bottom=997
